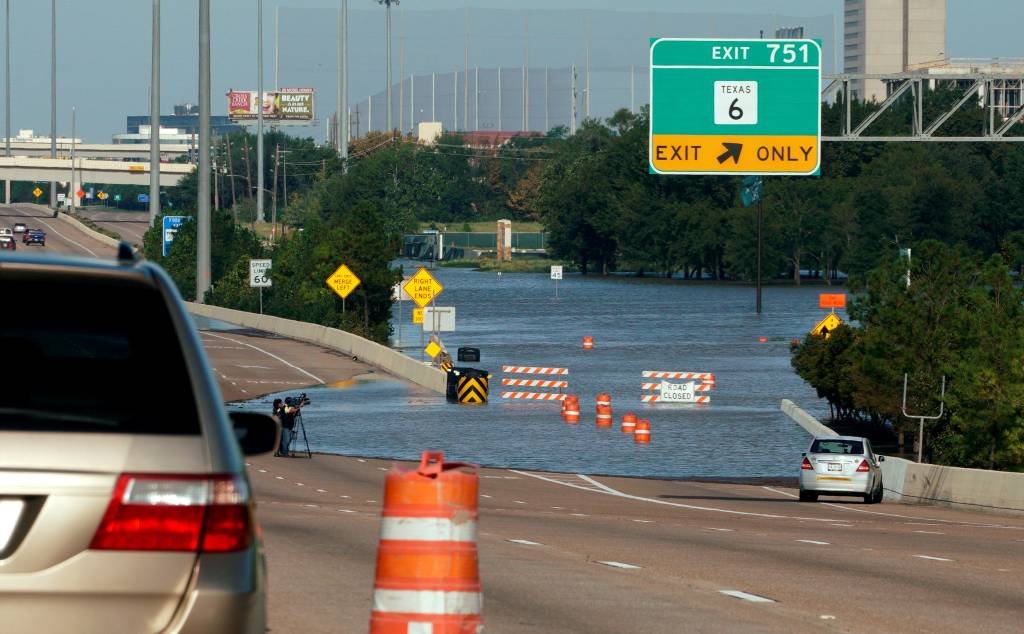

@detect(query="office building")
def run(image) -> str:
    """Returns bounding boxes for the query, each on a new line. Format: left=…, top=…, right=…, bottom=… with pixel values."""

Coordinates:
left=126, top=103, right=242, bottom=137
left=844, top=0, right=947, bottom=101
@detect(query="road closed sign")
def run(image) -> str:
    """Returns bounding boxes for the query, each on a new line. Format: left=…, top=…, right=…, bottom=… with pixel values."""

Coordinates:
left=249, top=259, right=272, bottom=287
left=660, top=381, right=697, bottom=403
left=649, top=38, right=821, bottom=176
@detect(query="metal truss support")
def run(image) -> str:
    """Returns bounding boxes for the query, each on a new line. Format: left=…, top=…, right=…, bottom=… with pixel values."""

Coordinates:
left=922, top=79, right=981, bottom=136
left=850, top=79, right=913, bottom=137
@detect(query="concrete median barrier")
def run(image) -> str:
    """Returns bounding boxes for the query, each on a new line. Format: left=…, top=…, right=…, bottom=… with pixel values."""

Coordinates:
left=186, top=302, right=446, bottom=394
left=57, top=212, right=121, bottom=248
left=782, top=399, right=1024, bottom=515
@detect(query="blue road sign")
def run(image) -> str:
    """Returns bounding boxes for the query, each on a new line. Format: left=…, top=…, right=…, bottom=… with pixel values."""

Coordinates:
left=138, top=193, right=150, bottom=203
left=162, top=215, right=187, bottom=257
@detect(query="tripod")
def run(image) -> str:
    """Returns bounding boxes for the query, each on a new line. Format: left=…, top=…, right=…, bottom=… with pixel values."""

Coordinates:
left=288, top=411, right=312, bottom=459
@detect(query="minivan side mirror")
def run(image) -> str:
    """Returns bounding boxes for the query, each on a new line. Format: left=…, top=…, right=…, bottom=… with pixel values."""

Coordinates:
left=229, top=411, right=280, bottom=456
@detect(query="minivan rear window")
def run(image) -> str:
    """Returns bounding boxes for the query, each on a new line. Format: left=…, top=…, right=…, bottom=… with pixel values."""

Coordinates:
left=0, top=273, right=200, bottom=434
left=810, top=439, right=864, bottom=455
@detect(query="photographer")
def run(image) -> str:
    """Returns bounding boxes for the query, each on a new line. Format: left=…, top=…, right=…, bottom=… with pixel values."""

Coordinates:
left=277, top=397, right=299, bottom=457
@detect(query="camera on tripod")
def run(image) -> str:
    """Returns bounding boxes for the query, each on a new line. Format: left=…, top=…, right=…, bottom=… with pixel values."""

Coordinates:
left=284, top=392, right=311, bottom=408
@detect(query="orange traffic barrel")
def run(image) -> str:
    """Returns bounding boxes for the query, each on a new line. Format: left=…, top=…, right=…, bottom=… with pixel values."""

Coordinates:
left=582, top=336, right=594, bottom=350
left=370, top=452, right=482, bottom=634
left=621, top=412, right=637, bottom=434
left=563, top=396, right=580, bottom=424
left=596, top=392, right=611, bottom=409
left=596, top=404, right=613, bottom=428
left=634, top=419, right=651, bottom=443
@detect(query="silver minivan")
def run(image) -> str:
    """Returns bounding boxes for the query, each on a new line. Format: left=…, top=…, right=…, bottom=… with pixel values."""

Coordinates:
left=799, top=435, right=884, bottom=504
left=0, top=249, right=279, bottom=633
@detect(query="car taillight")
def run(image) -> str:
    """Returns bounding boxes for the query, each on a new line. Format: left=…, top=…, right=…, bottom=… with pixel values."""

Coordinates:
left=90, top=474, right=252, bottom=553
left=856, top=459, right=870, bottom=472
left=801, top=457, right=813, bottom=470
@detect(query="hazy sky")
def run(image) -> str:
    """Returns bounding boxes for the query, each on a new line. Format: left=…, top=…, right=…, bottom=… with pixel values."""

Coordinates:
left=3, top=1, right=1019, bottom=142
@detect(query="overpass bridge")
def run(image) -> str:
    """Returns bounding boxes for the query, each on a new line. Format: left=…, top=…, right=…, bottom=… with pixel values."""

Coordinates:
left=3, top=141, right=190, bottom=160
left=0, top=156, right=192, bottom=191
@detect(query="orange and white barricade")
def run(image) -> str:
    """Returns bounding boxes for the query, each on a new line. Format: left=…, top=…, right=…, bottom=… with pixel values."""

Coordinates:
left=640, top=370, right=714, bottom=404
left=370, top=452, right=482, bottom=634
left=501, top=365, right=568, bottom=401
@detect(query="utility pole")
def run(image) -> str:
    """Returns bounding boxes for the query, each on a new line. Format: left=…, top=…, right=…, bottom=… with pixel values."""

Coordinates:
left=197, top=0, right=211, bottom=302
left=69, top=105, right=75, bottom=211
left=523, top=13, right=528, bottom=132
left=243, top=135, right=253, bottom=200
left=340, top=0, right=348, bottom=167
left=213, top=150, right=219, bottom=212
left=399, top=12, right=404, bottom=135
left=544, top=66, right=549, bottom=133
left=570, top=64, right=577, bottom=135
left=585, top=22, right=591, bottom=119
left=257, top=0, right=265, bottom=223
left=50, top=0, right=56, bottom=209
left=474, top=67, right=479, bottom=131
left=378, top=0, right=397, bottom=134
left=431, top=73, right=435, bottom=121
left=225, top=134, right=237, bottom=214
left=271, top=143, right=279, bottom=244
left=274, top=4, right=279, bottom=90
left=630, top=64, right=635, bottom=113
left=454, top=71, right=458, bottom=131
left=4, top=0, right=10, bottom=205
left=410, top=74, right=414, bottom=132
left=497, top=66, right=502, bottom=130
left=463, top=6, right=469, bottom=131
left=150, top=0, right=161, bottom=225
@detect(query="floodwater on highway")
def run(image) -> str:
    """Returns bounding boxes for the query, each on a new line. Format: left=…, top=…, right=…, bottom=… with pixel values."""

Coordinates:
left=231, top=262, right=840, bottom=479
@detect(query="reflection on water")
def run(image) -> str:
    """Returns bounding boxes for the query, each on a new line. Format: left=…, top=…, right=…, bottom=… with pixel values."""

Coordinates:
left=232, top=263, right=837, bottom=478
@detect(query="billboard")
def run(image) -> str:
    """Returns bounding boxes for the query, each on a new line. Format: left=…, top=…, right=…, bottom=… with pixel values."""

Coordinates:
left=227, top=88, right=314, bottom=122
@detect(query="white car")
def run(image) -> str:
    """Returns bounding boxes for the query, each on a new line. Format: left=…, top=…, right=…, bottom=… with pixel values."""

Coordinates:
left=799, top=435, right=884, bottom=503
left=12, top=222, right=26, bottom=233
left=0, top=227, right=12, bottom=238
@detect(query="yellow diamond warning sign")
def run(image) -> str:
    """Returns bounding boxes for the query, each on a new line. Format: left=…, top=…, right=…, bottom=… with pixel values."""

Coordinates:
left=325, top=263, right=361, bottom=300
left=403, top=267, right=443, bottom=308
left=32, top=187, right=43, bottom=198
left=811, top=313, right=843, bottom=338
left=424, top=341, right=442, bottom=359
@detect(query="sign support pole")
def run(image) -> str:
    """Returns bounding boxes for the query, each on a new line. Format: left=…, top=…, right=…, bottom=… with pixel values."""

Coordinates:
left=756, top=193, right=763, bottom=315
left=259, top=286, right=263, bottom=314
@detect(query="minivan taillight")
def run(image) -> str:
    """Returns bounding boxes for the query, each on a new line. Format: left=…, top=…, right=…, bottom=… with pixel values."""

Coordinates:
left=801, top=457, right=813, bottom=470
left=856, top=459, right=870, bottom=472
left=90, top=474, right=252, bottom=553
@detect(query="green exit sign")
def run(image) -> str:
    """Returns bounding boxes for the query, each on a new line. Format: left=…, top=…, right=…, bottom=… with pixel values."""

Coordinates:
left=649, top=38, right=822, bottom=176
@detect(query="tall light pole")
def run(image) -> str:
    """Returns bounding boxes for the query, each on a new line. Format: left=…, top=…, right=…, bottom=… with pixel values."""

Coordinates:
left=69, top=105, right=75, bottom=211
left=197, top=0, right=211, bottom=301
left=5, top=0, right=10, bottom=205
left=378, top=0, right=397, bottom=134
left=257, top=0, right=265, bottom=223
left=149, top=0, right=161, bottom=225
left=339, top=0, right=348, bottom=166
left=50, top=0, right=56, bottom=208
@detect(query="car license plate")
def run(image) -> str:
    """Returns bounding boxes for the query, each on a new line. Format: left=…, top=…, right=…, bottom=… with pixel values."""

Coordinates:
left=0, top=499, right=25, bottom=552
left=827, top=463, right=842, bottom=472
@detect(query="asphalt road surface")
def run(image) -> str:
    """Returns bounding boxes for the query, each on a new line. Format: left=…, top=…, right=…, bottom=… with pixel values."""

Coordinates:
left=0, top=204, right=117, bottom=258
left=19, top=205, right=1024, bottom=633
left=74, top=208, right=150, bottom=246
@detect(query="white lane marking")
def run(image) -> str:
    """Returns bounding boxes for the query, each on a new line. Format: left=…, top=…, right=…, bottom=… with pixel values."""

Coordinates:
left=202, top=331, right=325, bottom=384
left=245, top=462, right=251, bottom=466
left=914, top=530, right=945, bottom=535
left=719, top=590, right=775, bottom=603
left=26, top=213, right=99, bottom=257
left=597, top=561, right=641, bottom=570
left=378, top=467, right=389, bottom=471
left=303, top=504, right=318, bottom=508
left=240, top=389, right=248, bottom=393
left=514, top=500, right=526, bottom=504
left=795, top=539, right=831, bottom=546
left=257, top=469, right=267, bottom=473
left=506, top=539, right=542, bottom=546
left=570, top=513, right=589, bottom=517
left=914, top=555, right=954, bottom=562
left=762, top=486, right=797, bottom=499
left=704, top=527, right=735, bottom=532
left=295, top=482, right=304, bottom=486
left=481, top=494, right=492, bottom=499
left=827, top=524, right=854, bottom=528
left=820, top=615, right=836, bottom=620
left=358, top=459, right=366, bottom=463
left=633, top=519, right=654, bottom=523
left=275, top=476, right=284, bottom=480
left=905, top=522, right=942, bottom=526
left=339, top=495, right=350, bottom=499
left=238, top=364, right=272, bottom=369
left=997, top=568, right=1011, bottom=572
left=551, top=506, right=564, bottom=510
left=316, top=489, right=327, bottom=493
left=511, top=472, right=844, bottom=524
left=338, top=509, right=356, bottom=513
left=367, top=500, right=378, bottom=503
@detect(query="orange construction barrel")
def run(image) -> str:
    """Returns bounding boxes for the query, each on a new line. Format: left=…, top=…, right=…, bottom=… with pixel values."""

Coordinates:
left=596, top=404, right=613, bottom=428
left=621, top=412, right=637, bottom=434
left=370, top=452, right=481, bottom=634
left=582, top=336, right=594, bottom=350
left=564, top=397, right=580, bottom=424
left=634, top=419, right=651, bottom=443
left=596, top=392, right=611, bottom=409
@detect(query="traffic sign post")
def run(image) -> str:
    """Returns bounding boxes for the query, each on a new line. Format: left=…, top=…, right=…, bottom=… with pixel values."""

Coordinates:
left=249, top=259, right=272, bottom=314
left=32, top=186, right=43, bottom=199
left=403, top=268, right=444, bottom=360
left=325, top=263, right=362, bottom=314
left=550, top=265, right=563, bottom=299
left=649, top=38, right=821, bottom=176
left=161, top=215, right=187, bottom=257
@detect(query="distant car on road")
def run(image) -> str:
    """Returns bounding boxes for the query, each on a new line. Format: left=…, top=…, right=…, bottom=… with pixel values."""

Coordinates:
left=0, top=227, right=12, bottom=238
left=0, top=235, right=14, bottom=250
left=22, top=230, right=45, bottom=246
left=12, top=222, right=26, bottom=233
left=799, top=435, right=884, bottom=504
left=0, top=247, right=280, bottom=633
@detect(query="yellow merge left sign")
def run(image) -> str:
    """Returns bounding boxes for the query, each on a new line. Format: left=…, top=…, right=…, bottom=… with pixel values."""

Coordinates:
left=325, top=263, right=361, bottom=300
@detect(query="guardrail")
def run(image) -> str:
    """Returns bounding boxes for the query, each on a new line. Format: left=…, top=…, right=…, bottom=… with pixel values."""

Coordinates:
left=780, top=399, right=1024, bottom=515
left=186, top=303, right=446, bottom=395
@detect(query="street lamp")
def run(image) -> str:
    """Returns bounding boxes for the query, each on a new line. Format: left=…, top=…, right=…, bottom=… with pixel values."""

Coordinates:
left=376, top=0, right=399, bottom=134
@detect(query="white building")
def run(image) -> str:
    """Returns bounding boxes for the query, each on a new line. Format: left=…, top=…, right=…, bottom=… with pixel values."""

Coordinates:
left=112, top=125, right=194, bottom=145
left=844, top=0, right=947, bottom=101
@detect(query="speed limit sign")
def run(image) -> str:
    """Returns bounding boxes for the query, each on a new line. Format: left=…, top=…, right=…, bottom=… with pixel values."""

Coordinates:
left=249, top=259, right=272, bottom=287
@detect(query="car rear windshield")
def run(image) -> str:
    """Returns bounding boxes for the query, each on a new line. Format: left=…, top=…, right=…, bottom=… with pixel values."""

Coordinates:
left=0, top=272, right=200, bottom=434
left=810, top=439, right=864, bottom=455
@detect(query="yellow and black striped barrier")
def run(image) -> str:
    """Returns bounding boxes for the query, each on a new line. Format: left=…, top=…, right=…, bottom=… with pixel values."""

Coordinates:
left=456, top=373, right=489, bottom=405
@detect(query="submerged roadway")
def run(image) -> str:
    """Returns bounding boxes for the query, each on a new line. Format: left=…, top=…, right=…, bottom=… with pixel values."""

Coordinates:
left=8, top=203, right=1023, bottom=633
